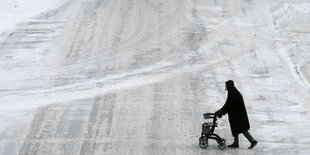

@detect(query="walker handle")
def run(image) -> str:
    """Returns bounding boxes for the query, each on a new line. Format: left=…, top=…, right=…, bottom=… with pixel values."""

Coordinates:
left=203, top=113, right=215, bottom=119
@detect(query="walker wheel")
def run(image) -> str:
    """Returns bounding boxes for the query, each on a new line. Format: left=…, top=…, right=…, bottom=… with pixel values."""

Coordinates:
left=199, top=136, right=208, bottom=149
left=218, top=141, right=226, bottom=150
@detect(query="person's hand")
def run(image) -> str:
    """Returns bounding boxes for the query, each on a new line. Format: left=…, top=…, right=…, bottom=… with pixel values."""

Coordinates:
left=215, top=110, right=222, bottom=118
left=218, top=113, right=222, bottom=118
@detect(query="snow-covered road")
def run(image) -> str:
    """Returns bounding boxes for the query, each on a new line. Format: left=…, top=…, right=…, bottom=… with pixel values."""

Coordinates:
left=0, top=0, right=310, bottom=154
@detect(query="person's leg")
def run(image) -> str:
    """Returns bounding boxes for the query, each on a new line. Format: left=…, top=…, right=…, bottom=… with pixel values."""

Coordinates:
left=228, top=134, right=239, bottom=148
left=242, top=131, right=258, bottom=149
left=234, top=135, right=239, bottom=144
left=242, top=131, right=254, bottom=142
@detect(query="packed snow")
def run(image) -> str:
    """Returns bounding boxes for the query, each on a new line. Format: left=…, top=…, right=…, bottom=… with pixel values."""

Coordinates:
left=0, top=0, right=309, bottom=154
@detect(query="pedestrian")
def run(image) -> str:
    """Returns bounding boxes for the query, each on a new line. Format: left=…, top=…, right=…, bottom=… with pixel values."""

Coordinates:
left=215, top=80, right=258, bottom=149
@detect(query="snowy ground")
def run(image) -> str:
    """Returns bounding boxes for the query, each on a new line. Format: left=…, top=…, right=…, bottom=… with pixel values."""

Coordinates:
left=0, top=0, right=310, bottom=154
left=0, top=0, right=64, bottom=37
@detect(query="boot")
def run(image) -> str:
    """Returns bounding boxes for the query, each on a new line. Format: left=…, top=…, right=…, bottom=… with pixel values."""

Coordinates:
left=248, top=140, right=258, bottom=149
left=227, top=142, right=239, bottom=148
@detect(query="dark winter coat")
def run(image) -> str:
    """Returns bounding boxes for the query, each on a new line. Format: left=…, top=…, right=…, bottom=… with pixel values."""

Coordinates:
left=220, top=87, right=250, bottom=137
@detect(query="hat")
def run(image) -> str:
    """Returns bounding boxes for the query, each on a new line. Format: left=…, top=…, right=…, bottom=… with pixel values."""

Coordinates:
left=225, top=80, right=234, bottom=89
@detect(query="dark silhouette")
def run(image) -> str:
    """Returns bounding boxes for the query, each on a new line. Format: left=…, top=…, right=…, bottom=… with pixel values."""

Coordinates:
left=216, top=80, right=257, bottom=149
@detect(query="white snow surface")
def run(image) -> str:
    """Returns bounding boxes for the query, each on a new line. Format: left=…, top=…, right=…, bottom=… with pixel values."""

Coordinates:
left=0, top=0, right=64, bottom=36
left=0, top=0, right=310, bottom=154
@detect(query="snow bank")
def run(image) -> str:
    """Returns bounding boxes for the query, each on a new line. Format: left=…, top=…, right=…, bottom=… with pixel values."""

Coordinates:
left=273, top=3, right=310, bottom=89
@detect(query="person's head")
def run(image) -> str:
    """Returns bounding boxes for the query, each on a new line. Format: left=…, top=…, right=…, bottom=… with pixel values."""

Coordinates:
left=225, top=80, right=235, bottom=90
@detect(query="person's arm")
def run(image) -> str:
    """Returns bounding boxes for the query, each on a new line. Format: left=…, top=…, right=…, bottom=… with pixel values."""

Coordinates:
left=219, top=91, right=233, bottom=115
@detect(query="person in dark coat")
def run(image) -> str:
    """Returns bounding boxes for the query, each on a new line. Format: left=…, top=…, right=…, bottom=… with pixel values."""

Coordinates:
left=216, top=80, right=258, bottom=149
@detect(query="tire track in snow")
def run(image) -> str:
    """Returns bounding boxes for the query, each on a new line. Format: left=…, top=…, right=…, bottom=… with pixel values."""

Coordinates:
left=79, top=94, right=116, bottom=154
left=18, top=94, right=116, bottom=154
